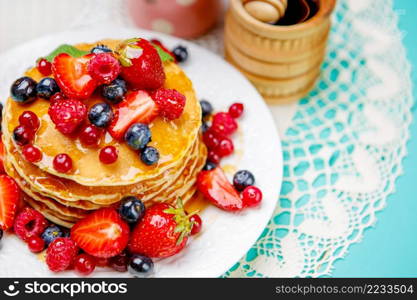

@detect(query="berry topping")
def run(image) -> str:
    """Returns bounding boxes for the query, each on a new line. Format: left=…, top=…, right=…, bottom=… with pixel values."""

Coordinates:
left=95, top=257, right=109, bottom=268
left=203, top=161, right=217, bottom=171
left=52, top=53, right=98, bottom=99
left=197, top=167, right=243, bottom=211
left=13, top=207, right=48, bottom=241
left=211, top=112, right=238, bottom=136
left=141, top=146, right=159, bottom=166
left=22, top=145, right=42, bottom=163
left=0, top=175, right=20, bottom=230
left=215, top=136, right=234, bottom=158
left=125, top=123, right=151, bottom=151
left=207, top=150, right=221, bottom=164
left=151, top=88, right=186, bottom=120
left=99, top=146, right=118, bottom=164
left=41, top=225, right=64, bottom=246
left=242, top=186, right=263, bottom=207
left=79, top=124, right=102, bottom=147
left=53, top=153, right=73, bottom=173
left=108, top=90, right=158, bottom=140
left=37, top=58, right=52, bottom=76
left=172, top=45, right=189, bottom=63
left=119, top=196, right=145, bottom=224
left=233, top=170, right=255, bottom=192
left=201, top=122, right=210, bottom=133
left=88, top=53, right=121, bottom=85
left=150, top=39, right=176, bottom=61
left=50, top=92, right=66, bottom=104
left=74, top=254, right=96, bottom=276
left=0, top=229, right=3, bottom=243
left=190, top=214, right=202, bottom=235
left=48, top=98, right=87, bottom=134
left=128, top=200, right=192, bottom=258
left=88, top=103, right=113, bottom=128
left=27, top=235, right=45, bottom=253
left=102, top=78, right=127, bottom=104
left=46, top=237, right=79, bottom=272
left=200, top=100, right=213, bottom=118
left=36, top=77, right=60, bottom=100
left=90, top=44, right=112, bottom=54
left=228, top=103, right=244, bottom=119
left=70, top=208, right=130, bottom=258
left=13, top=125, right=34, bottom=146
left=19, top=111, right=40, bottom=131
left=10, top=77, right=37, bottom=103
left=118, top=38, right=165, bottom=90
left=203, top=129, right=220, bottom=150
left=109, top=251, right=130, bottom=272
left=128, top=255, right=154, bottom=278
left=0, top=140, right=5, bottom=174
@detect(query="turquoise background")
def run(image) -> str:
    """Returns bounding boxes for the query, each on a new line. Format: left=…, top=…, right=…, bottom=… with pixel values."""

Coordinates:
left=332, top=0, right=417, bottom=277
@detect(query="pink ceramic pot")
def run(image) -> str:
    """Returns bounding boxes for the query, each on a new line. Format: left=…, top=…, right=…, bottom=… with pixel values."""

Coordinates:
left=128, top=0, right=223, bottom=38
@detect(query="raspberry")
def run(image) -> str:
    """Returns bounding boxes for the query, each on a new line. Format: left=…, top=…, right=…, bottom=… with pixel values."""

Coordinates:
left=13, top=207, right=48, bottom=241
left=48, top=98, right=87, bottom=134
left=88, top=53, right=121, bottom=84
left=211, top=112, right=238, bottom=136
left=46, top=238, right=79, bottom=272
left=152, top=88, right=186, bottom=120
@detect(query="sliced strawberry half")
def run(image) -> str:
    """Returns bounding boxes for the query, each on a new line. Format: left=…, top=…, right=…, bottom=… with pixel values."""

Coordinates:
left=108, top=90, right=159, bottom=140
left=70, top=208, right=129, bottom=258
left=197, top=167, right=243, bottom=211
left=52, top=53, right=98, bottom=100
left=0, top=175, right=21, bottom=230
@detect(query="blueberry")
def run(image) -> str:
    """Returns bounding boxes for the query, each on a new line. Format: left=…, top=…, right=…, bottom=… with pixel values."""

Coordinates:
left=172, top=45, right=188, bottom=63
left=91, top=44, right=112, bottom=54
left=125, top=123, right=151, bottom=150
left=102, top=78, right=127, bottom=104
left=233, top=170, right=255, bottom=191
left=203, top=161, right=217, bottom=171
left=10, top=77, right=37, bottom=103
left=36, top=77, right=60, bottom=100
left=41, top=225, right=63, bottom=246
left=128, top=254, right=154, bottom=278
left=119, top=196, right=146, bottom=224
left=140, top=146, right=159, bottom=166
left=200, top=100, right=213, bottom=118
left=88, top=103, right=113, bottom=128
left=201, top=122, right=210, bottom=133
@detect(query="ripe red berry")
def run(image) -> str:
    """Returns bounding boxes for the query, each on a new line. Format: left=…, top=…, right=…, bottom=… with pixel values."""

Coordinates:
left=13, top=207, right=48, bottom=241
left=22, top=145, right=42, bottom=163
left=53, top=153, right=73, bottom=173
left=27, top=235, right=45, bottom=253
left=19, top=111, right=40, bottom=131
left=109, top=252, right=129, bottom=272
left=46, top=238, right=79, bottom=272
left=211, top=112, right=238, bottom=136
left=50, top=92, right=66, bottom=104
left=228, top=103, right=244, bottom=119
left=48, top=98, right=87, bottom=135
left=99, top=146, right=118, bottom=164
left=208, top=150, right=221, bottom=164
left=95, top=257, right=109, bottom=267
left=215, top=136, right=234, bottom=157
left=203, top=129, right=220, bottom=150
left=190, top=214, right=202, bottom=235
left=37, top=58, right=52, bottom=76
left=79, top=124, right=102, bottom=147
left=241, top=186, right=263, bottom=207
left=74, top=254, right=96, bottom=275
left=13, top=125, right=35, bottom=146
left=88, top=53, right=121, bottom=85
left=151, top=88, right=186, bottom=120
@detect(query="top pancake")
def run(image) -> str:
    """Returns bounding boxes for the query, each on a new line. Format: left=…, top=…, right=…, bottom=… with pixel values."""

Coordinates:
left=3, top=40, right=202, bottom=186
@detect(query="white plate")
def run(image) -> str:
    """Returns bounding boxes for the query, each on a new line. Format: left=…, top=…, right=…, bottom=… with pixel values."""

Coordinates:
left=0, top=27, right=282, bottom=278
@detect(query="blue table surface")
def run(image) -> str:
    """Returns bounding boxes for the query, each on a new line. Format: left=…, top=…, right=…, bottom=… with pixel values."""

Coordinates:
left=332, top=0, right=417, bottom=277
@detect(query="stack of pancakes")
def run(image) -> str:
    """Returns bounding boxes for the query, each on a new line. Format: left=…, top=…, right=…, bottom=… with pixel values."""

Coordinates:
left=2, top=40, right=207, bottom=227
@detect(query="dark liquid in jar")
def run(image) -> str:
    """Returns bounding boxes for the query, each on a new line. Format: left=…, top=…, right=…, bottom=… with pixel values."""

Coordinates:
left=275, top=0, right=319, bottom=25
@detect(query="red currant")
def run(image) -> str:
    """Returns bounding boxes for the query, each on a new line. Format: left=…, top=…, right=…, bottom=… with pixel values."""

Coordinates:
left=95, top=257, right=109, bottom=267
left=79, top=124, right=102, bottom=147
left=208, top=150, right=221, bottom=164
left=13, top=125, right=35, bottom=146
left=211, top=112, right=238, bottom=136
left=22, top=145, right=42, bottom=163
left=50, top=92, right=66, bottom=104
left=27, top=235, right=45, bottom=253
left=74, top=254, right=96, bottom=275
left=190, top=214, right=202, bottom=235
left=215, top=136, right=234, bottom=157
left=37, top=58, right=52, bottom=76
left=203, top=129, right=220, bottom=150
left=53, top=153, right=73, bottom=173
left=99, top=146, right=118, bottom=164
left=108, top=252, right=129, bottom=272
left=19, top=111, right=40, bottom=131
left=228, top=103, right=244, bottom=119
left=241, top=186, right=263, bottom=207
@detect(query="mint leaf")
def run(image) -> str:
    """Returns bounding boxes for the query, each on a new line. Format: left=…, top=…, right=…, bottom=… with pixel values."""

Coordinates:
left=153, top=44, right=175, bottom=63
left=44, top=44, right=89, bottom=62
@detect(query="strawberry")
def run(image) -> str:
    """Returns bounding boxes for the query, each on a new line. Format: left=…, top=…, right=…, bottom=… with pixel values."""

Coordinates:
left=0, top=175, right=21, bottom=230
left=52, top=53, right=98, bottom=99
left=48, top=98, right=87, bottom=134
left=0, top=139, right=5, bottom=174
left=151, top=88, right=186, bottom=120
left=71, top=208, right=129, bottom=258
left=128, top=200, right=193, bottom=258
left=118, top=38, right=165, bottom=90
left=197, top=167, right=243, bottom=211
left=108, top=90, right=158, bottom=140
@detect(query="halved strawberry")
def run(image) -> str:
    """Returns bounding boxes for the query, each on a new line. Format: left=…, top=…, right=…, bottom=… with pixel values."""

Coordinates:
left=0, top=139, right=5, bottom=174
left=0, top=175, right=21, bottom=230
left=70, top=208, right=129, bottom=258
left=197, top=167, right=243, bottom=211
left=52, top=53, right=98, bottom=99
left=108, top=90, right=158, bottom=140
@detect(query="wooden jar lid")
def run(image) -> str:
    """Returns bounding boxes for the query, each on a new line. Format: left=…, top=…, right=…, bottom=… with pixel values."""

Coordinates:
left=243, top=0, right=288, bottom=23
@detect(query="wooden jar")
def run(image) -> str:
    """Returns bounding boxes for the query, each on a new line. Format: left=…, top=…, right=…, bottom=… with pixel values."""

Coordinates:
left=225, top=0, right=336, bottom=103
